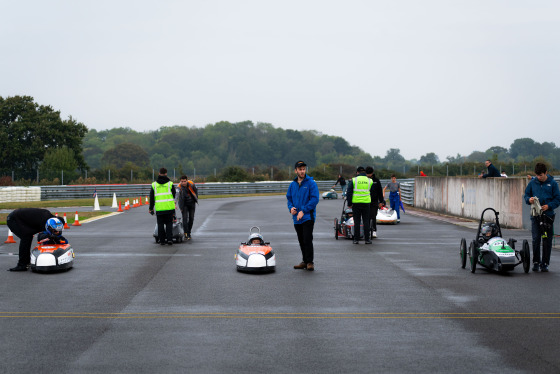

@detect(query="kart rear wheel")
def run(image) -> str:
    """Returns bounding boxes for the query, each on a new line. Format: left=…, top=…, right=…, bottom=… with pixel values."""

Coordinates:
left=334, top=218, right=339, bottom=240
left=522, top=240, right=530, bottom=273
left=460, top=238, right=467, bottom=269
left=469, top=240, right=477, bottom=273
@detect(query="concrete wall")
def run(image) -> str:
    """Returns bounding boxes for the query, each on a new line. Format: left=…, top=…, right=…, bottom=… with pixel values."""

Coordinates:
left=414, top=177, right=526, bottom=228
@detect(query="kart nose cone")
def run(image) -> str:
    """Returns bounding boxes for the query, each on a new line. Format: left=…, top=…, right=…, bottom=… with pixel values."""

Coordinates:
left=247, top=254, right=267, bottom=268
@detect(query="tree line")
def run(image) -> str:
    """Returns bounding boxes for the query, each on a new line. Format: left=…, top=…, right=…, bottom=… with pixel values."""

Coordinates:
left=1, top=96, right=557, bottom=185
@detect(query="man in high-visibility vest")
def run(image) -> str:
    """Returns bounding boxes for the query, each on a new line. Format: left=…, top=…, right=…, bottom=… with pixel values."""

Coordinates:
left=347, top=166, right=373, bottom=244
left=149, top=168, right=176, bottom=245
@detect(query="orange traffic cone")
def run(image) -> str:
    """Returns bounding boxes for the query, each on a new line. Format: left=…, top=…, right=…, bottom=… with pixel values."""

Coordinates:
left=4, top=229, right=16, bottom=244
left=63, top=213, right=70, bottom=229
left=145, top=196, right=149, bottom=204
left=138, top=197, right=143, bottom=206
left=72, top=211, right=82, bottom=226
left=124, top=199, right=130, bottom=210
left=55, top=212, right=58, bottom=217
left=118, top=201, right=123, bottom=212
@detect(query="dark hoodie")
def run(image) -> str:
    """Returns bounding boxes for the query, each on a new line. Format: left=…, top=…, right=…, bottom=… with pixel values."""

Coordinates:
left=149, top=175, right=176, bottom=215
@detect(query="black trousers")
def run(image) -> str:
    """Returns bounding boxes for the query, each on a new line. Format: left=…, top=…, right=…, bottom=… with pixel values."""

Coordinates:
left=156, top=213, right=174, bottom=243
left=369, top=203, right=379, bottom=232
left=181, top=204, right=196, bottom=235
left=531, top=216, right=555, bottom=265
left=7, top=214, right=34, bottom=266
left=352, top=203, right=370, bottom=240
left=294, top=220, right=314, bottom=264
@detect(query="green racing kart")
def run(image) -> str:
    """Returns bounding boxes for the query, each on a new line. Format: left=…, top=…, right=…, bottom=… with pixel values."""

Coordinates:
left=460, top=207, right=530, bottom=274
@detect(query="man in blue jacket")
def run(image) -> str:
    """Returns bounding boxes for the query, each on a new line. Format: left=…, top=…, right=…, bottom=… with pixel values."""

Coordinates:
left=524, top=163, right=560, bottom=272
left=287, top=160, right=320, bottom=271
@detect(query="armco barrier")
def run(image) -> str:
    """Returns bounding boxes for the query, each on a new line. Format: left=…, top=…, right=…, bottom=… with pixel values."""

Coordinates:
left=2, top=179, right=414, bottom=202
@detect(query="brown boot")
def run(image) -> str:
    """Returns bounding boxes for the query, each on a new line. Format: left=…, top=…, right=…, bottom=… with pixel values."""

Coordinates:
left=306, top=263, right=314, bottom=271
left=294, top=262, right=306, bottom=269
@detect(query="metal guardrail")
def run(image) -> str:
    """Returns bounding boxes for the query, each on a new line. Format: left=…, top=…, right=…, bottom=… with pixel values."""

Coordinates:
left=400, top=181, right=415, bottom=206
left=37, top=179, right=416, bottom=202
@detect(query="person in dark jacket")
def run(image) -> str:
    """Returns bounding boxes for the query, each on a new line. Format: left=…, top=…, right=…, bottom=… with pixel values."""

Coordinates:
left=287, top=160, right=320, bottom=271
left=6, top=208, right=63, bottom=271
left=177, top=175, right=198, bottom=240
left=478, top=160, right=501, bottom=178
left=333, top=174, right=347, bottom=196
left=149, top=168, right=177, bottom=245
left=365, top=166, right=385, bottom=239
left=346, top=166, right=373, bottom=244
left=524, top=163, right=560, bottom=272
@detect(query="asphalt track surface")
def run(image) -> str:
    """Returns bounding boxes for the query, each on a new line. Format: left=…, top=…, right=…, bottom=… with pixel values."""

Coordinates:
left=1, top=196, right=559, bottom=374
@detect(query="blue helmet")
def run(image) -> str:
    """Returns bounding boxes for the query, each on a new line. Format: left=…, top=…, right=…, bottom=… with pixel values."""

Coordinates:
left=46, top=217, right=64, bottom=236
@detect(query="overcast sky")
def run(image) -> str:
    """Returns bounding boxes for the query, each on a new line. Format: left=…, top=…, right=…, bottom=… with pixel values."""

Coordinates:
left=2, top=0, right=559, bottom=161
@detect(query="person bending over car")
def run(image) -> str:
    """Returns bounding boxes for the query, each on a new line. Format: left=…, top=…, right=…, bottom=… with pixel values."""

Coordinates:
left=6, top=208, right=63, bottom=272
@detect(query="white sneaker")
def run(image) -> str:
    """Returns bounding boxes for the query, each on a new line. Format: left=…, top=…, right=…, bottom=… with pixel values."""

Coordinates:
left=371, top=231, right=377, bottom=238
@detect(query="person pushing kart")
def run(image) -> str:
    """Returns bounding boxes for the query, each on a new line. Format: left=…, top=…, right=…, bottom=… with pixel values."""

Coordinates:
left=6, top=208, right=64, bottom=272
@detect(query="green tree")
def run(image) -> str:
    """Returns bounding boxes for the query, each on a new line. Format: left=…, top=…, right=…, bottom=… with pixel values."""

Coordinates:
left=0, top=95, right=88, bottom=171
left=101, top=143, right=150, bottom=169
left=220, top=166, right=250, bottom=182
left=39, top=146, right=79, bottom=183
left=419, top=152, right=440, bottom=165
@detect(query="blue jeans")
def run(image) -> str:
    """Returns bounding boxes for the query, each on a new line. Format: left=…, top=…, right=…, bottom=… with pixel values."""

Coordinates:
left=531, top=216, right=554, bottom=265
left=390, top=192, right=400, bottom=219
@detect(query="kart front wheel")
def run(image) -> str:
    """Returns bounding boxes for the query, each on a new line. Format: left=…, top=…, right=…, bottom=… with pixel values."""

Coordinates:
left=460, top=238, right=467, bottom=269
left=522, top=240, right=530, bottom=273
left=334, top=218, right=339, bottom=240
left=469, top=240, right=477, bottom=273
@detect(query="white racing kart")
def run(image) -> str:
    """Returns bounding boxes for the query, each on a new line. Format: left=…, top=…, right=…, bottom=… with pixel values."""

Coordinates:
left=31, top=243, right=74, bottom=272
left=376, top=205, right=398, bottom=225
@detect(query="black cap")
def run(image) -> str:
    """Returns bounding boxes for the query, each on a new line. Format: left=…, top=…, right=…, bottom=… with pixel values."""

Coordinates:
left=356, top=166, right=365, bottom=172
left=295, top=161, right=307, bottom=168
left=365, top=166, right=374, bottom=174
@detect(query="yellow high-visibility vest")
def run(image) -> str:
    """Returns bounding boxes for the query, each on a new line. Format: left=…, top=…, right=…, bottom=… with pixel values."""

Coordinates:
left=352, top=176, right=372, bottom=203
left=152, top=181, right=175, bottom=212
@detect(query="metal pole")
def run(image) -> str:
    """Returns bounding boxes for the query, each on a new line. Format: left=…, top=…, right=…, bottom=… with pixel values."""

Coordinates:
left=12, top=170, right=14, bottom=181
left=271, top=167, right=273, bottom=180
left=173, top=168, right=176, bottom=180
left=108, top=169, right=111, bottom=183
left=85, top=169, right=87, bottom=180
left=194, top=168, right=196, bottom=180
left=446, top=164, right=448, bottom=176
left=215, top=168, right=217, bottom=177
left=131, top=169, right=133, bottom=183
left=37, top=169, right=39, bottom=184
left=61, top=170, right=64, bottom=185
left=152, top=169, right=154, bottom=181
left=432, top=165, right=434, bottom=175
